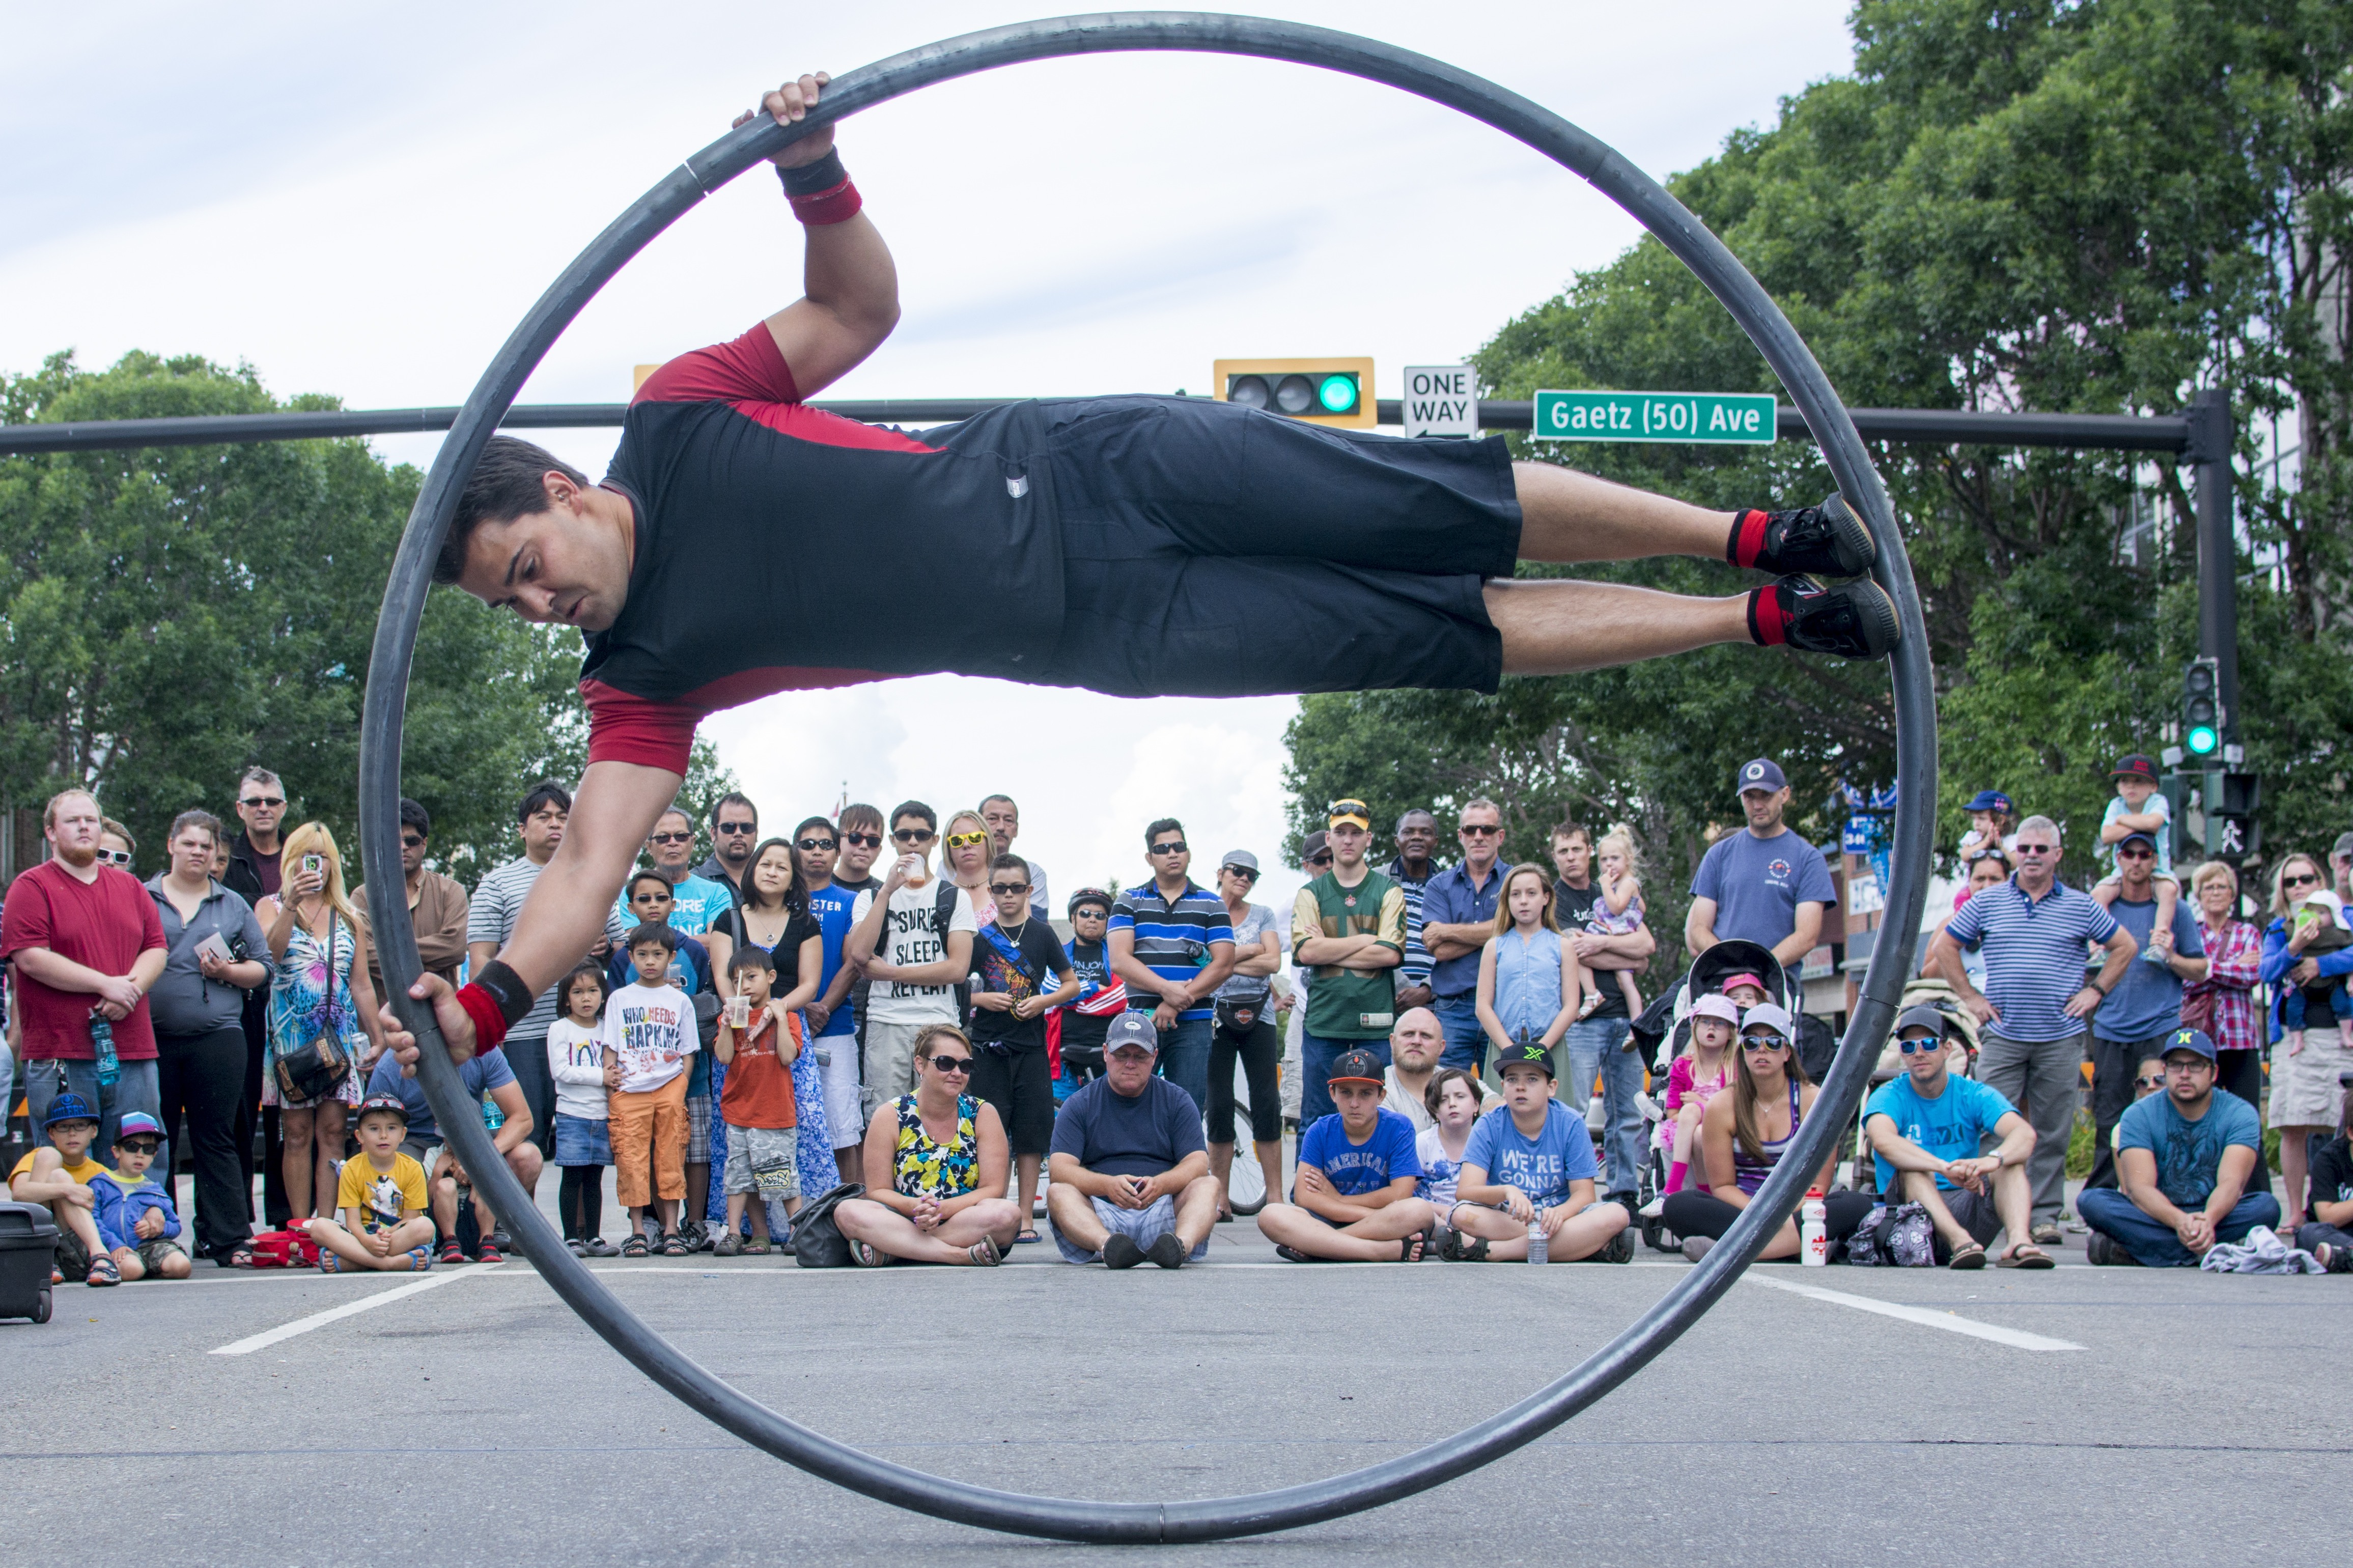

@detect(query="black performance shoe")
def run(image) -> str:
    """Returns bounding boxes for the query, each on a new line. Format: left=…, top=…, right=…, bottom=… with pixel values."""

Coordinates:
left=1596, top=1227, right=1634, bottom=1265
left=1750, top=575, right=1900, bottom=660
left=1102, top=1233, right=1146, bottom=1270
left=1728, top=494, right=1874, bottom=578
left=1145, top=1232, right=1189, bottom=1270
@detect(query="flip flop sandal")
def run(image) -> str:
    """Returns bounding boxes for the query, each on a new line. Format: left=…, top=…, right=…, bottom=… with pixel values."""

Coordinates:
left=407, top=1246, right=433, bottom=1271
left=1947, top=1242, right=1988, bottom=1270
left=1013, top=1229, right=1042, bottom=1244
left=1997, top=1243, right=2055, bottom=1269
left=317, top=1251, right=341, bottom=1274
left=86, top=1256, right=121, bottom=1287
left=850, top=1239, right=891, bottom=1268
left=228, top=1244, right=258, bottom=1269
left=622, top=1235, right=650, bottom=1259
left=1274, top=1244, right=1317, bottom=1263
left=967, top=1237, right=1003, bottom=1267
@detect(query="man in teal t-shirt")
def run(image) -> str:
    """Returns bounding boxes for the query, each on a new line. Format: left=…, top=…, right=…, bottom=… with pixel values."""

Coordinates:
left=1863, top=1006, right=2044, bottom=1266
left=2079, top=1027, right=2279, bottom=1266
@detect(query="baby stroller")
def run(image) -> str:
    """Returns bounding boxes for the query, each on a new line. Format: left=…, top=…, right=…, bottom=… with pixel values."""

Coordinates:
left=1623, top=939, right=1831, bottom=1253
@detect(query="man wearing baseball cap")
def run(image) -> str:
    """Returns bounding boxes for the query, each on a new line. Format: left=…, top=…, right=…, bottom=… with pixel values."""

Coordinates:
left=2079, top=1027, right=2277, bottom=1266
left=1441, top=1042, right=1632, bottom=1263
left=1045, top=1013, right=1221, bottom=1269
left=2083, top=825, right=2206, bottom=1198
left=2332, top=829, right=2353, bottom=907
left=1292, top=799, right=1408, bottom=1132
left=1685, top=758, right=1836, bottom=967
left=1863, top=1006, right=2047, bottom=1267
left=1258, top=1047, right=1435, bottom=1261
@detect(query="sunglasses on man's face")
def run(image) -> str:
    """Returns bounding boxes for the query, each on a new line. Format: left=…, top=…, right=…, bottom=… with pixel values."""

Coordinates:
left=842, top=832, right=882, bottom=848
left=1150, top=841, right=1188, bottom=857
left=989, top=881, right=1031, bottom=897
left=714, top=820, right=758, bottom=835
left=649, top=831, right=692, bottom=845
left=893, top=828, right=936, bottom=844
left=1459, top=823, right=1501, bottom=837
left=1896, top=1035, right=1942, bottom=1054
left=240, top=795, right=285, bottom=809
left=1306, top=853, right=1333, bottom=867
left=401, top=835, right=426, bottom=850
left=94, top=849, right=132, bottom=866
left=2118, top=846, right=2154, bottom=860
left=2013, top=843, right=2056, bottom=856
left=796, top=837, right=837, bottom=852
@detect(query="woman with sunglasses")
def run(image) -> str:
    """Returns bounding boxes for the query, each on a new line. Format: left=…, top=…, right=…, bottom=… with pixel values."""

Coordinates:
left=705, top=837, right=830, bottom=1236
left=2180, top=861, right=2263, bottom=1109
left=938, top=809, right=999, bottom=929
left=2259, top=852, right=2353, bottom=1233
left=144, top=810, right=270, bottom=1267
left=97, top=818, right=137, bottom=873
left=1661, top=1003, right=1868, bottom=1262
left=833, top=1024, right=1021, bottom=1265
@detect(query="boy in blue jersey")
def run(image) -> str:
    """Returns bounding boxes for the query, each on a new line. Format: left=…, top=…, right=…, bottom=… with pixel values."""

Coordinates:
left=1258, top=1048, right=1434, bottom=1261
left=1441, top=1043, right=1632, bottom=1263
left=1863, top=1006, right=2047, bottom=1267
left=794, top=814, right=866, bottom=1183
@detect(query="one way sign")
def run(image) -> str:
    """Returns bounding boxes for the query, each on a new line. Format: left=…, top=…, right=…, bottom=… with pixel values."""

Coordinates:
left=1402, top=365, right=1477, bottom=439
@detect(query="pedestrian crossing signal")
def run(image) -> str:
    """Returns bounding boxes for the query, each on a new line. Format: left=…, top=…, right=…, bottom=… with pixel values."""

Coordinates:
left=1214, top=358, right=1376, bottom=429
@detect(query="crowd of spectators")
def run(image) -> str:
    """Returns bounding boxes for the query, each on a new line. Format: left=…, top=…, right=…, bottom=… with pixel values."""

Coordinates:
left=5, top=745, right=2350, bottom=1285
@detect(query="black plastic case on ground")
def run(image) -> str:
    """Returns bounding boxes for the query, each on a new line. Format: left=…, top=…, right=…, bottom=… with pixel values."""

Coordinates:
left=0, top=1201, right=59, bottom=1322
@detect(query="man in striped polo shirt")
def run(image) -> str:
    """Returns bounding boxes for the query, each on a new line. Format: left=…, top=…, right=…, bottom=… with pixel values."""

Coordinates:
left=1108, top=820, right=1237, bottom=1120
left=1926, top=814, right=2138, bottom=1241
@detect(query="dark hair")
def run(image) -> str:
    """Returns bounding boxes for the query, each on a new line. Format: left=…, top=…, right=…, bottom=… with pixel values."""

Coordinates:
left=1551, top=820, right=1589, bottom=848
left=433, top=437, right=589, bottom=586
left=561, top=961, right=611, bottom=1019
left=990, top=851, right=1028, bottom=878
left=167, top=809, right=226, bottom=850
left=890, top=800, right=936, bottom=832
left=709, top=791, right=757, bottom=830
left=738, top=837, right=806, bottom=915
left=625, top=869, right=673, bottom=901
left=1424, top=1067, right=1484, bottom=1123
left=1145, top=817, right=1185, bottom=847
left=979, top=793, right=1017, bottom=816
left=399, top=797, right=431, bottom=839
left=626, top=922, right=677, bottom=955
left=517, top=780, right=571, bottom=824
left=728, top=946, right=776, bottom=975
left=1395, top=807, right=1436, bottom=831
left=839, top=803, right=883, bottom=834
left=793, top=815, right=836, bottom=846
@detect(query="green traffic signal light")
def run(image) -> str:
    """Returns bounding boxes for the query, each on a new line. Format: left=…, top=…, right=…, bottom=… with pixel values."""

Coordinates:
left=2187, top=723, right=2220, bottom=756
left=1317, top=373, right=1358, bottom=414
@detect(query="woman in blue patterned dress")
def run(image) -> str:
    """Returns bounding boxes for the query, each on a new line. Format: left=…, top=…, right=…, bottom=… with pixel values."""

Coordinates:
left=258, top=822, right=382, bottom=1227
left=705, top=836, right=829, bottom=1237
left=833, top=1024, right=1022, bottom=1265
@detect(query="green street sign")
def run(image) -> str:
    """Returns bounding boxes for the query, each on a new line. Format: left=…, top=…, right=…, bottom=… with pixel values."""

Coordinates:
left=1531, top=389, right=1777, bottom=445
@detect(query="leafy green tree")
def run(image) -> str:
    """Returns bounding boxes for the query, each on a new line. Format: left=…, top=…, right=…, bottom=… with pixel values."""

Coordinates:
left=1288, top=0, right=2353, bottom=960
left=0, top=348, right=734, bottom=886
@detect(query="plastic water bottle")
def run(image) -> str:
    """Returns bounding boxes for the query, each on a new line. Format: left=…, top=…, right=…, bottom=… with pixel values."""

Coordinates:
left=1801, top=1187, right=1828, bottom=1266
left=482, top=1092, right=504, bottom=1132
left=1526, top=1216, right=1548, bottom=1266
left=88, top=1010, right=120, bottom=1091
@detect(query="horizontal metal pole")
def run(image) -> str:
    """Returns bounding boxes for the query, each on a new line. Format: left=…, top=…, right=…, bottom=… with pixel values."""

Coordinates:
left=1, top=396, right=2194, bottom=454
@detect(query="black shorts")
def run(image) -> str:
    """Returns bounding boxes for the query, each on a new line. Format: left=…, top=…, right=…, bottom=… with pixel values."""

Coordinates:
left=966, top=1042, right=1055, bottom=1156
left=1016, top=396, right=1521, bottom=697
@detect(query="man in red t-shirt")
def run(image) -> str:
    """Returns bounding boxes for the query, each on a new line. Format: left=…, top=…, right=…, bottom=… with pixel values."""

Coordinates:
left=0, top=789, right=168, bottom=1153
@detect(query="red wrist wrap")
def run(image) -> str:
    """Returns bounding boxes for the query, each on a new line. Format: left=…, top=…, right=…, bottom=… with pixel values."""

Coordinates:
left=1748, top=584, right=1789, bottom=647
left=454, top=982, right=510, bottom=1054
left=1731, top=508, right=1770, bottom=569
left=789, top=178, right=862, bottom=226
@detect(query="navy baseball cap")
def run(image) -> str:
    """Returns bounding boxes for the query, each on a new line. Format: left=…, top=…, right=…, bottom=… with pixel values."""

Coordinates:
left=2117, top=830, right=2158, bottom=853
left=42, top=1093, right=99, bottom=1129
left=1494, top=1041, right=1557, bottom=1077
left=2160, top=1027, right=2217, bottom=1062
left=1735, top=758, right=1787, bottom=794
left=2111, top=753, right=2160, bottom=782
left=1327, top=1047, right=1386, bottom=1087
left=1962, top=790, right=2012, bottom=815
left=1103, top=1012, right=1159, bottom=1056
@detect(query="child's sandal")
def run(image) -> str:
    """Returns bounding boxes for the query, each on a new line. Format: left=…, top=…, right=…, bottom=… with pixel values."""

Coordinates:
left=622, top=1234, right=649, bottom=1259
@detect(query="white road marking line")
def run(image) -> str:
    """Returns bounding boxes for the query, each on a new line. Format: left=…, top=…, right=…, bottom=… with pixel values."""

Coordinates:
left=209, top=1263, right=496, bottom=1355
left=1741, top=1273, right=2083, bottom=1352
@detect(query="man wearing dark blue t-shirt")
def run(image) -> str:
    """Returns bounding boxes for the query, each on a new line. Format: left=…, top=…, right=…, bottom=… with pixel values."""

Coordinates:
left=2080, top=1028, right=2278, bottom=1266
left=1685, top=758, right=1837, bottom=967
left=1046, top=1014, right=1219, bottom=1269
left=1258, top=1048, right=1434, bottom=1261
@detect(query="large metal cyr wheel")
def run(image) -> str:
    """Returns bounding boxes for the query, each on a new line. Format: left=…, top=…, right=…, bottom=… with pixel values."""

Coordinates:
left=361, top=13, right=1935, bottom=1545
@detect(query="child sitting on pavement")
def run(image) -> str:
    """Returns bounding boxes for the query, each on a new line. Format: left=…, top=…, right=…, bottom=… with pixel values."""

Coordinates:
left=1257, top=1048, right=1435, bottom=1261
left=89, top=1112, right=191, bottom=1281
left=305, top=1095, right=435, bottom=1272
left=712, top=947, right=803, bottom=1256
left=1440, top=1043, right=1634, bottom=1263
left=9, top=1093, right=113, bottom=1286
left=1415, top=1067, right=1486, bottom=1209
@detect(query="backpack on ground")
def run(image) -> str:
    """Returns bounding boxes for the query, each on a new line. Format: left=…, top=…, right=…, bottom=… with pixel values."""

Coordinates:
left=1844, top=1202, right=1936, bottom=1266
left=245, top=1228, right=320, bottom=1269
left=790, top=1182, right=865, bottom=1268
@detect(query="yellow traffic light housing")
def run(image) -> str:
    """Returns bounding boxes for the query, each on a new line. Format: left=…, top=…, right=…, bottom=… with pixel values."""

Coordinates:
left=1213, top=357, right=1377, bottom=429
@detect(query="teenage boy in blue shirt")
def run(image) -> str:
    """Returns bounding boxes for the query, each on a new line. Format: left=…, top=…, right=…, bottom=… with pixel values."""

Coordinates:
left=1863, top=1006, right=2047, bottom=1267
left=1257, top=1048, right=1434, bottom=1261
left=1440, top=1042, right=1633, bottom=1263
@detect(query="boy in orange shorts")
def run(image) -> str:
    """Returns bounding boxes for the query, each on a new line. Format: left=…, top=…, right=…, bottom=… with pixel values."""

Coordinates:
left=601, top=923, right=697, bottom=1257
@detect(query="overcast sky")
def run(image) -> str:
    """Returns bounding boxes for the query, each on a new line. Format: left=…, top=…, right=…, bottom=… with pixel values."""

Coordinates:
left=4, top=2, right=1858, bottom=907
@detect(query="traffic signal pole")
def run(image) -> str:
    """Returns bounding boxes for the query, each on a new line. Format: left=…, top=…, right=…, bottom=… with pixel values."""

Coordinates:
left=2189, top=386, right=2238, bottom=736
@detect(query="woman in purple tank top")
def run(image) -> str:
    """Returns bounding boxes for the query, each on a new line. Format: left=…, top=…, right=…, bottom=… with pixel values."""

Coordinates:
left=1660, top=1002, right=1871, bottom=1262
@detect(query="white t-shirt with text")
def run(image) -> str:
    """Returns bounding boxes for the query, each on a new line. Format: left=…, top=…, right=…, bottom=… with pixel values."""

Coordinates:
left=851, top=878, right=979, bottom=1025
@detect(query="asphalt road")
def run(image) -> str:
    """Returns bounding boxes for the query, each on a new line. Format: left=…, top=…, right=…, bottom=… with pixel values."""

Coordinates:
left=2, top=1185, right=2340, bottom=1568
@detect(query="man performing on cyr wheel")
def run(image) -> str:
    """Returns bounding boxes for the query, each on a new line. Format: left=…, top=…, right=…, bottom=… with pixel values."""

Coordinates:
left=383, top=73, right=1901, bottom=1073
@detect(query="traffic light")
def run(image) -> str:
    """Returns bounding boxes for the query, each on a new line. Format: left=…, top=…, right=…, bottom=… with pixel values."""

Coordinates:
left=2181, top=657, right=2221, bottom=758
left=1213, top=357, right=1377, bottom=430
